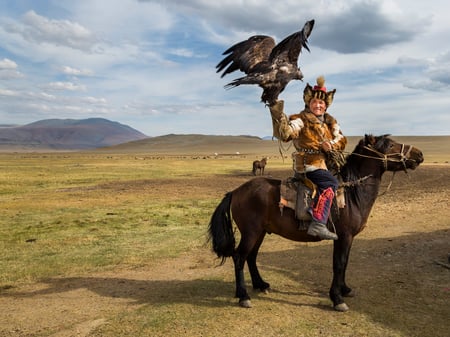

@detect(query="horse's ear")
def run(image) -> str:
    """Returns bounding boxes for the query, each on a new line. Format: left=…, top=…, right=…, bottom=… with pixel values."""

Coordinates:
left=364, top=134, right=376, bottom=146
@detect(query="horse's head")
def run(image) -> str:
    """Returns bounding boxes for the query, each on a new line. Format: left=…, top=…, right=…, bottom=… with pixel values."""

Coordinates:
left=359, top=134, right=424, bottom=172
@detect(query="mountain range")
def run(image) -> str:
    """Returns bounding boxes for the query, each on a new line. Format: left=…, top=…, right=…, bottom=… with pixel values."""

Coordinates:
left=0, top=118, right=148, bottom=150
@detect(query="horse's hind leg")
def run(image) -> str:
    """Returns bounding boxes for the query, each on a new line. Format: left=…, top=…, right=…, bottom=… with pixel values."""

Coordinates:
left=232, top=252, right=251, bottom=307
left=233, top=231, right=265, bottom=308
left=247, top=232, right=270, bottom=292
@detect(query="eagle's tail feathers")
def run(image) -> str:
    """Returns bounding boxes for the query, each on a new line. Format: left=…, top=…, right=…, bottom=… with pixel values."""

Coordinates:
left=224, top=75, right=261, bottom=89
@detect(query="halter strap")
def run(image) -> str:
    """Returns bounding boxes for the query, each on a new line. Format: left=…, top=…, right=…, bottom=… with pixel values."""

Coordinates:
left=348, top=143, right=413, bottom=195
left=349, top=144, right=411, bottom=171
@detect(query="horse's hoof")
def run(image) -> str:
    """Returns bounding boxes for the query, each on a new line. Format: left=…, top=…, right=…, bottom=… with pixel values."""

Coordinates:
left=261, top=288, right=270, bottom=294
left=239, top=299, right=252, bottom=308
left=334, top=303, right=349, bottom=312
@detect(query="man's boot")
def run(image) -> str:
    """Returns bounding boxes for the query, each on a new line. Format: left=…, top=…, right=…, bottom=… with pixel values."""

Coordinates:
left=307, top=187, right=338, bottom=240
left=307, top=220, right=338, bottom=240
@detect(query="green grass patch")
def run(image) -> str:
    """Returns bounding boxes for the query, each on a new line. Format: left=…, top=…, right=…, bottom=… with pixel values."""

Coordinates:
left=0, top=153, right=224, bottom=286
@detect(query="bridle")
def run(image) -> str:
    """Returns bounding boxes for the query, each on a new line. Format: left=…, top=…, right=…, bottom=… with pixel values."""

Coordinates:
left=346, top=142, right=414, bottom=195
left=352, top=143, right=413, bottom=173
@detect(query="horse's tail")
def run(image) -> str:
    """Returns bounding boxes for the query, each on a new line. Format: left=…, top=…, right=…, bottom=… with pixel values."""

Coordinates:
left=208, top=192, right=235, bottom=265
left=252, top=161, right=257, bottom=175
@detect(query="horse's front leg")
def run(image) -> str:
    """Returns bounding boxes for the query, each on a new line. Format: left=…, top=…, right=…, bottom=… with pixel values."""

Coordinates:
left=233, top=230, right=267, bottom=308
left=330, top=234, right=354, bottom=312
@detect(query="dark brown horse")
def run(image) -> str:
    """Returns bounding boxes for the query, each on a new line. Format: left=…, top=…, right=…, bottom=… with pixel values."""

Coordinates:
left=208, top=135, right=423, bottom=311
left=252, top=157, right=267, bottom=175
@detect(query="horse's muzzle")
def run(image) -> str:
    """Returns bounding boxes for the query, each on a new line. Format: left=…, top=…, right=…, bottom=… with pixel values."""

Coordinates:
left=408, top=147, right=424, bottom=169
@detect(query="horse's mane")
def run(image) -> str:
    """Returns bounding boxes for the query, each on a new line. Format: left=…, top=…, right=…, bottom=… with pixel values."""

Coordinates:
left=340, top=134, right=391, bottom=202
left=342, top=134, right=391, bottom=179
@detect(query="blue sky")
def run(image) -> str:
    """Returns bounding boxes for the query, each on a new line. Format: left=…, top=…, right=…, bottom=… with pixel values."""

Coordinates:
left=0, top=0, right=449, bottom=137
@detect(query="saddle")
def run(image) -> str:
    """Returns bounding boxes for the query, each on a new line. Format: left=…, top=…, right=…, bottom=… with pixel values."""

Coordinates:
left=279, top=174, right=345, bottom=230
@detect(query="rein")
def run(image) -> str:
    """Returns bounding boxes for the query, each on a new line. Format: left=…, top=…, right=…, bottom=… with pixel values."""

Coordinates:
left=340, top=174, right=372, bottom=187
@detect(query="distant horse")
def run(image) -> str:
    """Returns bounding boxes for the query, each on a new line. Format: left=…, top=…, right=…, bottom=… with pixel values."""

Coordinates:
left=252, top=157, right=267, bottom=175
left=209, top=135, right=423, bottom=311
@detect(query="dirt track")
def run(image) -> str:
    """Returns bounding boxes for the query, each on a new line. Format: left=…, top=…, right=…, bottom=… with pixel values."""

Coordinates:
left=0, top=164, right=449, bottom=337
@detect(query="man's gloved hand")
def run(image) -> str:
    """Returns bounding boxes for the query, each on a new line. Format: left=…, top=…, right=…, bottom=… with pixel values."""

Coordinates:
left=268, top=99, right=292, bottom=141
left=269, top=99, right=285, bottom=120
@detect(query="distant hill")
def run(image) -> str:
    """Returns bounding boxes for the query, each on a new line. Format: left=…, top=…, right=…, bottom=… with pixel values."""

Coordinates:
left=97, top=133, right=283, bottom=155
left=0, top=118, right=148, bottom=150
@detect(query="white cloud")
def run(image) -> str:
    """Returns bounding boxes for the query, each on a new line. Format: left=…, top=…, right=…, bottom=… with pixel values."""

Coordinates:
left=0, top=88, right=18, bottom=96
left=170, top=48, right=195, bottom=58
left=0, top=58, right=23, bottom=79
left=18, top=10, right=98, bottom=51
left=82, top=96, right=107, bottom=105
left=0, top=58, right=17, bottom=69
left=61, top=66, right=93, bottom=76
left=45, top=81, right=86, bottom=91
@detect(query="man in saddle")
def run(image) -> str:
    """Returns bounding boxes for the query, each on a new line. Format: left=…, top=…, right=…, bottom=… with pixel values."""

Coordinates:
left=269, top=76, right=347, bottom=240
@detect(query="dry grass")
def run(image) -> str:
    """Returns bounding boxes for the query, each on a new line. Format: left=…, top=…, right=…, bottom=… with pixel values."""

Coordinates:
left=0, top=135, right=449, bottom=337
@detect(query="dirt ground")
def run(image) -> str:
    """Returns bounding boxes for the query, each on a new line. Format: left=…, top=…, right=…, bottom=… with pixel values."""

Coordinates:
left=0, top=164, right=449, bottom=337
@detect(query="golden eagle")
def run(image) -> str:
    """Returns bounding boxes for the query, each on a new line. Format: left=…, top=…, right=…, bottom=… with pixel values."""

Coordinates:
left=216, top=19, right=314, bottom=105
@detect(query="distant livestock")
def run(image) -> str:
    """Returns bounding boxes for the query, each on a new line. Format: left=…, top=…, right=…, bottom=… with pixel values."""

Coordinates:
left=252, top=157, right=267, bottom=176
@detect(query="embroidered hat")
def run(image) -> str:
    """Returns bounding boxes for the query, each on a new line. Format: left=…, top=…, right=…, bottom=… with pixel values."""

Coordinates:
left=303, top=76, right=336, bottom=107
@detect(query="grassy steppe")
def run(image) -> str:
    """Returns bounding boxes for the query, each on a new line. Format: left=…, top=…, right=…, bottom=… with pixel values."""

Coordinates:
left=0, top=153, right=244, bottom=285
left=0, top=135, right=448, bottom=337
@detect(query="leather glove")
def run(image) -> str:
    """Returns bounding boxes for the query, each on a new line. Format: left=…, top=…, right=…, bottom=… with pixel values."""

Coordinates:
left=269, top=100, right=285, bottom=120
left=268, top=100, right=291, bottom=141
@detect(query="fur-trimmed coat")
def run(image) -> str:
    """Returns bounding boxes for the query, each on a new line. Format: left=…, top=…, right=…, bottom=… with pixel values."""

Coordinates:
left=270, top=105, right=347, bottom=172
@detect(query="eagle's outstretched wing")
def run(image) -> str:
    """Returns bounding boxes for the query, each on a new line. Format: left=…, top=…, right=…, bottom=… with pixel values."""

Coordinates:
left=216, top=35, right=275, bottom=78
left=269, top=19, right=314, bottom=66
left=216, top=19, right=315, bottom=105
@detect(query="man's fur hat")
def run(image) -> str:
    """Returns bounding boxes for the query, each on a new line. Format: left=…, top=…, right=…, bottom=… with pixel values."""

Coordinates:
left=303, top=76, right=336, bottom=108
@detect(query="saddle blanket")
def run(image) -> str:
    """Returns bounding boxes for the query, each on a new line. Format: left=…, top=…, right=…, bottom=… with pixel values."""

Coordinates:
left=279, top=177, right=346, bottom=220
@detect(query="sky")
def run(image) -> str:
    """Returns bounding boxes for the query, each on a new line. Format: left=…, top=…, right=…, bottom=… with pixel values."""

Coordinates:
left=0, top=0, right=449, bottom=137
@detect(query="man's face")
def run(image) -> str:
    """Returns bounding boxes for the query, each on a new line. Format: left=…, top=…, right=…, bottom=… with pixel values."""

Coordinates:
left=309, top=98, right=326, bottom=116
